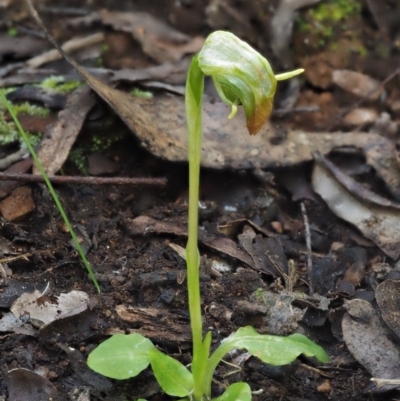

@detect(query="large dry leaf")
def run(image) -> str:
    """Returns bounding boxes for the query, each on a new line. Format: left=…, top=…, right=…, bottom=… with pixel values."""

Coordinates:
left=26, top=1, right=400, bottom=201
left=312, top=157, right=400, bottom=259
left=342, top=299, right=400, bottom=391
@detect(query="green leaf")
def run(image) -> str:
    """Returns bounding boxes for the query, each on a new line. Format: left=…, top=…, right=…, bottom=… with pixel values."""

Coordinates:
left=212, top=382, right=251, bottom=401
left=87, top=334, right=155, bottom=379
left=224, top=326, right=329, bottom=365
left=149, top=347, right=193, bottom=397
left=198, top=31, right=277, bottom=135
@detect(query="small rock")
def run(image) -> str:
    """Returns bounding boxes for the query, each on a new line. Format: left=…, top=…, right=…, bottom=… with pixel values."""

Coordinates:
left=331, top=242, right=344, bottom=251
left=343, top=108, right=378, bottom=127
left=332, top=69, right=383, bottom=101
left=48, top=370, right=58, bottom=380
left=270, top=221, right=283, bottom=233
left=317, top=380, right=331, bottom=393
left=0, top=186, right=35, bottom=221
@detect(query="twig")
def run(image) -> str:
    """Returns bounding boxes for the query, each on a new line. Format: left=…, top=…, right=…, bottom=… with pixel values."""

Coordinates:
left=0, top=172, right=167, bottom=186
left=371, top=377, right=400, bottom=388
left=299, top=363, right=334, bottom=378
left=41, top=6, right=90, bottom=16
left=0, top=253, right=31, bottom=277
left=27, top=32, right=105, bottom=68
left=300, top=202, right=313, bottom=295
left=321, top=68, right=400, bottom=131
left=0, top=149, right=29, bottom=170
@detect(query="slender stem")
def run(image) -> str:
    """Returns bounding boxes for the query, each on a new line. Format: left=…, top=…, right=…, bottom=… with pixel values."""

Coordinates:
left=0, top=90, right=100, bottom=292
left=185, top=56, right=207, bottom=400
left=204, top=342, right=233, bottom=397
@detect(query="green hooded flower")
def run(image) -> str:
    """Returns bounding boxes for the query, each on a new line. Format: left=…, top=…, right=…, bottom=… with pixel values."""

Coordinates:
left=198, top=31, right=303, bottom=135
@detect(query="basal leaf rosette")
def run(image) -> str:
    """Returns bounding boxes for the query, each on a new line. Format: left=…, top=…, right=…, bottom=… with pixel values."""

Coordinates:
left=198, top=31, right=303, bottom=135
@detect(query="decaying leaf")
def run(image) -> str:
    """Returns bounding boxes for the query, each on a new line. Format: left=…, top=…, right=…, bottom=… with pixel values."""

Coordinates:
left=312, top=154, right=400, bottom=259
left=11, top=289, right=89, bottom=327
left=33, top=85, right=96, bottom=175
left=342, top=299, right=400, bottom=392
left=237, top=226, right=286, bottom=277
left=5, top=368, right=61, bottom=401
left=123, top=215, right=254, bottom=269
left=375, top=280, right=400, bottom=339
left=113, top=305, right=192, bottom=346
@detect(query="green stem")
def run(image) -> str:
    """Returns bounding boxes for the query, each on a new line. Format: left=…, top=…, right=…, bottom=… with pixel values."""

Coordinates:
left=204, top=342, right=233, bottom=397
left=185, top=55, right=208, bottom=400
left=0, top=90, right=100, bottom=292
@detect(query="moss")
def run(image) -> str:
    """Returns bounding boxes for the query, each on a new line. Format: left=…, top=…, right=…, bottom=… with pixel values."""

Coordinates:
left=7, top=27, right=18, bottom=37
left=68, top=118, right=127, bottom=174
left=130, top=88, right=154, bottom=99
left=68, top=147, right=88, bottom=175
left=310, top=0, right=361, bottom=24
left=295, top=0, right=362, bottom=49
left=37, top=76, right=83, bottom=94
left=0, top=100, right=49, bottom=146
left=252, top=288, right=265, bottom=300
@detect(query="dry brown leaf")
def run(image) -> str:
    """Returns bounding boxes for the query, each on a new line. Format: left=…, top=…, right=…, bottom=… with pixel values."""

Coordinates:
left=33, top=85, right=96, bottom=175
left=123, top=215, right=255, bottom=269
left=99, top=10, right=204, bottom=63
left=312, top=157, right=400, bottom=258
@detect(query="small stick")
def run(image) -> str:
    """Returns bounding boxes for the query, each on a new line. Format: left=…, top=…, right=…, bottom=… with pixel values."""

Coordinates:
left=0, top=148, right=29, bottom=170
left=300, top=202, right=313, bottom=295
left=371, top=377, right=400, bottom=388
left=26, top=32, right=105, bottom=68
left=0, top=172, right=167, bottom=186
left=299, top=363, right=334, bottom=379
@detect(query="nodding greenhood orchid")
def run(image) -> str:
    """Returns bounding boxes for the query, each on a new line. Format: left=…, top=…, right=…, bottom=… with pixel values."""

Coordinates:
left=88, top=31, right=327, bottom=401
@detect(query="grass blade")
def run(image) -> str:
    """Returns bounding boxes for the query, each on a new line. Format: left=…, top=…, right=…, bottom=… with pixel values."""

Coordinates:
left=0, top=89, right=100, bottom=292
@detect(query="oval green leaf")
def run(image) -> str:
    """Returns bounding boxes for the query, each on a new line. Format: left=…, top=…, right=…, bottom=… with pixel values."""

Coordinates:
left=149, top=348, right=193, bottom=397
left=87, top=333, right=154, bottom=379
left=223, top=326, right=328, bottom=365
left=212, top=382, right=251, bottom=401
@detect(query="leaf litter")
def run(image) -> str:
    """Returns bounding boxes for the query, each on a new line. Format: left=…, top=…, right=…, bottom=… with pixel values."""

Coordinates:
left=2, top=0, right=400, bottom=399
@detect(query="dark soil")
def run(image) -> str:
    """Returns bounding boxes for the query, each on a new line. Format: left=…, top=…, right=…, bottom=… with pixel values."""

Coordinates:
left=1, top=1, right=400, bottom=400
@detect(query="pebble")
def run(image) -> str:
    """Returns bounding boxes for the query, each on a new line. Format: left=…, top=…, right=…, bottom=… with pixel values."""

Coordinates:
left=0, top=186, right=35, bottom=221
left=317, top=379, right=331, bottom=393
left=343, top=108, right=378, bottom=126
left=332, top=69, right=383, bottom=101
